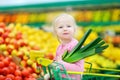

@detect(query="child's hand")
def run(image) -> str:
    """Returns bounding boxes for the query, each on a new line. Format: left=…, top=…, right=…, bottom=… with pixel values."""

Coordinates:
left=56, top=56, right=62, bottom=62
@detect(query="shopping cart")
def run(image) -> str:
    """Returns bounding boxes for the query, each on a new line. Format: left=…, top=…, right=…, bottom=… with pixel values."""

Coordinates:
left=30, top=50, right=120, bottom=80
left=68, top=67, right=120, bottom=80
left=30, top=50, right=73, bottom=80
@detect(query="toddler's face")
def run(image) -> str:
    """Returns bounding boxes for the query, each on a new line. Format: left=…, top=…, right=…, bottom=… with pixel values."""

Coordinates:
left=54, top=18, right=75, bottom=40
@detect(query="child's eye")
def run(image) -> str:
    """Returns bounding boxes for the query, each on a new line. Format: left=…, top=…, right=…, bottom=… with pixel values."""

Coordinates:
left=58, top=26, right=63, bottom=28
left=67, top=25, right=71, bottom=27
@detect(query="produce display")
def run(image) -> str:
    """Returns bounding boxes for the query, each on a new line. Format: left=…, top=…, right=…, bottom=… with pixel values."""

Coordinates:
left=0, top=8, right=120, bottom=25
left=0, top=22, right=120, bottom=79
left=0, top=5, right=120, bottom=80
left=0, top=23, right=56, bottom=80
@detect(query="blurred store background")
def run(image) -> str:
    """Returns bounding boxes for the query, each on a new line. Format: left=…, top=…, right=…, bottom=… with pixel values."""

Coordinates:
left=0, top=0, right=120, bottom=80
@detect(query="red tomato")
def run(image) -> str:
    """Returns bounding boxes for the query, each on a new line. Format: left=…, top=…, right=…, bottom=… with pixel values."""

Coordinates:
left=22, top=68, right=30, bottom=77
left=24, top=77, right=36, bottom=80
left=0, top=54, right=4, bottom=61
left=6, top=74, right=15, bottom=80
left=31, top=73, right=38, bottom=78
left=0, top=62, right=5, bottom=68
left=9, top=62, right=16, bottom=69
left=0, top=69, right=2, bottom=74
left=3, top=58, right=10, bottom=66
left=5, top=78, right=12, bottom=80
left=8, top=66, right=15, bottom=74
left=14, top=69, right=22, bottom=76
left=2, top=67, right=10, bottom=75
left=14, top=76, right=22, bottom=80
left=0, top=75, right=5, bottom=80
left=27, top=67, right=33, bottom=73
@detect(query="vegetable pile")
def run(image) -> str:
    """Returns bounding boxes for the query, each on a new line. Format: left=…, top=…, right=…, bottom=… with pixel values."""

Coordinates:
left=62, top=29, right=109, bottom=63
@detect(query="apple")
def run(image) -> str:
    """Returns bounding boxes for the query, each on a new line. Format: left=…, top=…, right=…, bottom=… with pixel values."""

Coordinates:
left=31, top=63, right=37, bottom=72
left=4, top=27, right=12, bottom=33
left=0, top=28, right=4, bottom=36
left=0, top=44, right=7, bottom=51
left=0, top=37, right=4, bottom=44
left=8, top=32, right=16, bottom=38
left=4, top=38, right=11, bottom=45
left=31, top=46, right=40, bottom=50
left=6, top=44, right=14, bottom=54
left=17, top=51, right=24, bottom=58
left=20, top=60, right=27, bottom=67
left=2, top=32, right=9, bottom=39
left=27, top=59, right=34, bottom=65
left=11, top=50, right=18, bottom=56
left=15, top=32, right=23, bottom=40
left=23, top=55, right=29, bottom=60
left=3, top=51, right=9, bottom=56
left=0, top=22, right=6, bottom=29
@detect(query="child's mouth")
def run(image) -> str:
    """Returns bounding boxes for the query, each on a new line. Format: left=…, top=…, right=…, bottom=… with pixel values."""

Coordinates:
left=63, top=33, right=69, bottom=35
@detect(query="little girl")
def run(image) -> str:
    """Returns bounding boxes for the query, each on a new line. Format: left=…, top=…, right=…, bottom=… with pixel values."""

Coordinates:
left=53, top=13, right=84, bottom=80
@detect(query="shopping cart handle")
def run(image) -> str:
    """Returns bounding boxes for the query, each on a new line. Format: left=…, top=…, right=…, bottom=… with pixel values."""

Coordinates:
left=37, top=58, right=53, bottom=66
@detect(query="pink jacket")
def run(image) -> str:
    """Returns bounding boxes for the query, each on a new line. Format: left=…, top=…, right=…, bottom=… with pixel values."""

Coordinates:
left=54, top=38, right=84, bottom=80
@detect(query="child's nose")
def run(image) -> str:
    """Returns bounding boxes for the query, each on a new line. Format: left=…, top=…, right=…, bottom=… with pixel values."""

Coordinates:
left=63, top=27, right=67, bottom=30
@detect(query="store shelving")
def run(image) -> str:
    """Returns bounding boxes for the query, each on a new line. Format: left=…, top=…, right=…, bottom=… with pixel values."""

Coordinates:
left=0, top=0, right=120, bottom=27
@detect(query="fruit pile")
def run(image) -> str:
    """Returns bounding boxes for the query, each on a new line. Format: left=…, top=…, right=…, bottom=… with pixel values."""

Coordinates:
left=0, top=23, right=47, bottom=80
left=0, top=54, right=37, bottom=80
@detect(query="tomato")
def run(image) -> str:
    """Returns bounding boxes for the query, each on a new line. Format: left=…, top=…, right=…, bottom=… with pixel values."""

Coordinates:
left=22, top=68, right=30, bottom=77
left=5, top=78, right=12, bottom=80
left=14, top=69, right=22, bottom=76
left=2, top=67, right=10, bottom=75
left=8, top=66, right=15, bottom=74
left=0, top=69, right=2, bottom=74
left=27, top=67, right=33, bottom=73
left=9, top=62, right=16, bottom=69
left=31, top=73, right=38, bottom=78
left=24, top=77, right=36, bottom=80
left=3, top=58, right=10, bottom=66
left=0, top=75, right=5, bottom=80
left=14, top=76, right=22, bottom=80
left=0, top=62, right=5, bottom=68
left=0, top=54, right=4, bottom=61
left=6, top=74, right=15, bottom=80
